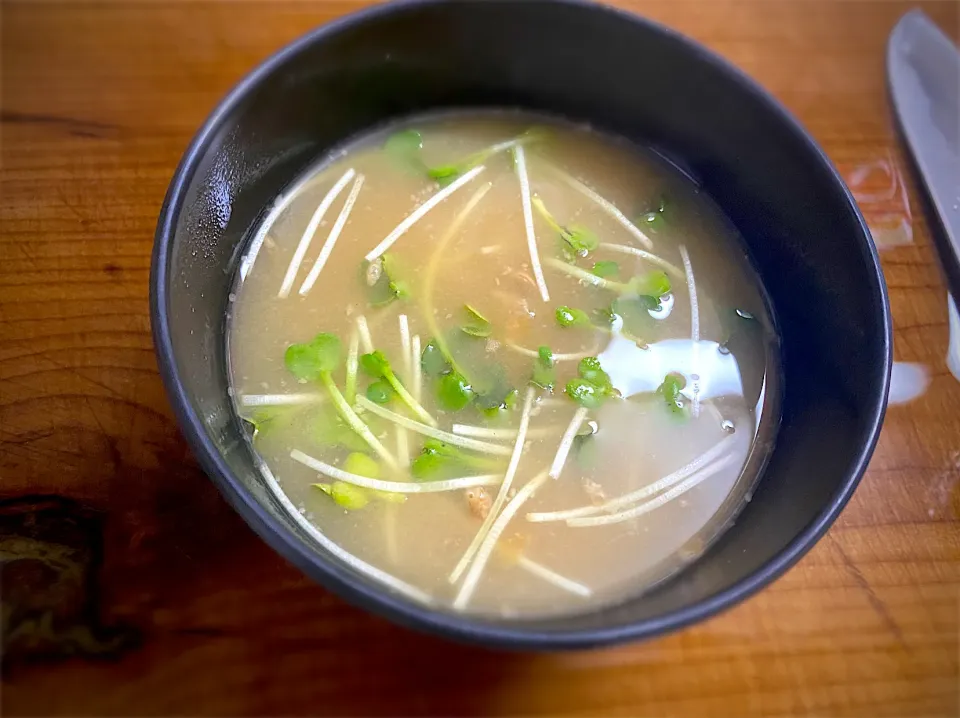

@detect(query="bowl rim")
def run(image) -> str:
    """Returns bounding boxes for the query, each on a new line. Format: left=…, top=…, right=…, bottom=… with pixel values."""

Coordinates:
left=150, top=0, right=892, bottom=650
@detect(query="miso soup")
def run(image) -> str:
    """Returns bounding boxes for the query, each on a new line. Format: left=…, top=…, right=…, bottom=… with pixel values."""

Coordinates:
left=227, top=114, right=780, bottom=617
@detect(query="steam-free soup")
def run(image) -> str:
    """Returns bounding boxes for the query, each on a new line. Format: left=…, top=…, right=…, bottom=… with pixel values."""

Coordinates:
left=228, top=115, right=779, bottom=616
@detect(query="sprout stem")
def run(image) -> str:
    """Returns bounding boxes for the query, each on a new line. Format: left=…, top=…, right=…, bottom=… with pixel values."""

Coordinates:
left=548, top=407, right=589, bottom=479
left=515, top=556, right=592, bottom=597
left=356, top=315, right=374, bottom=354
left=239, top=393, right=324, bottom=407
left=320, top=372, right=398, bottom=469
left=298, top=173, right=365, bottom=296
left=515, top=145, right=550, bottom=302
left=345, top=328, right=359, bottom=405
left=598, top=243, right=684, bottom=279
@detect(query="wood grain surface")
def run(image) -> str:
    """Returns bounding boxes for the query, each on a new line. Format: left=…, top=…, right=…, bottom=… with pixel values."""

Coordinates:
left=2, top=1, right=959, bottom=715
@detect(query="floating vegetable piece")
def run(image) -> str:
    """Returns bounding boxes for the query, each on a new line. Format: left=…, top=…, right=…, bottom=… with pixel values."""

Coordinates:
left=360, top=350, right=436, bottom=425
left=460, top=304, right=492, bottom=338
left=317, top=481, right=371, bottom=510
left=531, top=195, right=599, bottom=257
left=421, top=340, right=451, bottom=376
left=592, top=260, right=620, bottom=278
left=383, top=129, right=425, bottom=173
left=531, top=345, right=556, bottom=390
left=555, top=306, right=591, bottom=328
left=364, top=254, right=409, bottom=307
left=629, top=270, right=671, bottom=300
left=656, top=372, right=687, bottom=417
left=366, top=378, right=395, bottom=404
left=437, top=371, right=475, bottom=411
left=577, top=357, right=612, bottom=392
left=284, top=333, right=341, bottom=382
left=343, top=452, right=380, bottom=479
left=427, top=128, right=547, bottom=186
left=411, top=439, right=503, bottom=480
left=565, top=378, right=606, bottom=409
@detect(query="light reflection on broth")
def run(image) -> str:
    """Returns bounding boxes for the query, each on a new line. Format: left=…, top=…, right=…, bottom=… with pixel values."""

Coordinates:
left=227, top=114, right=780, bottom=617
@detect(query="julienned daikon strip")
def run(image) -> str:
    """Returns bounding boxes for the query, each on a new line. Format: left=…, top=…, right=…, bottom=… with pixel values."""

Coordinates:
left=515, top=556, right=592, bottom=597
left=679, top=244, right=701, bottom=416
left=679, top=245, right=699, bottom=342
left=598, top=243, right=684, bottom=279
left=548, top=407, right=589, bottom=479
left=355, top=396, right=512, bottom=456
left=411, top=334, right=423, bottom=404
left=364, top=166, right=486, bottom=262
left=514, top=145, right=550, bottom=302
left=451, top=424, right=561, bottom=440
left=453, top=468, right=550, bottom=609
left=345, top=328, right=359, bottom=405
left=541, top=161, right=654, bottom=249
left=421, top=182, right=494, bottom=372
left=506, top=342, right=602, bottom=363
left=290, top=450, right=499, bottom=493
left=298, top=173, right=365, bottom=296
left=449, top=388, right=535, bottom=584
left=356, top=315, right=374, bottom=354
left=278, top=168, right=355, bottom=298
left=239, top=393, right=324, bottom=407
left=257, top=462, right=431, bottom=604
left=320, top=373, right=398, bottom=469
left=526, top=434, right=736, bottom=523
left=566, top=454, right=737, bottom=527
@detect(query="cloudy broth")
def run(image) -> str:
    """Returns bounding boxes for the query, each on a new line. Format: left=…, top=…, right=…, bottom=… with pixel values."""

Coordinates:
left=227, top=114, right=780, bottom=617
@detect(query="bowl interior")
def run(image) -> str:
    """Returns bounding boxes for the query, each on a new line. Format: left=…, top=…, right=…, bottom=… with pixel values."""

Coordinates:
left=153, top=0, right=889, bottom=647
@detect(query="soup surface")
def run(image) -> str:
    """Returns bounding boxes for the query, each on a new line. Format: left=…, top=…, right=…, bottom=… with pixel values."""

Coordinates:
left=228, top=114, right=780, bottom=617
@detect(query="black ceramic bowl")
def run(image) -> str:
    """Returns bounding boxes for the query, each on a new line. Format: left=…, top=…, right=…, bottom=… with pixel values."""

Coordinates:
left=151, top=0, right=891, bottom=649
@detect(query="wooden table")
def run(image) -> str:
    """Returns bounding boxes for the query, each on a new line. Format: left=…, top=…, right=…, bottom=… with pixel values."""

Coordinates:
left=2, top=1, right=958, bottom=715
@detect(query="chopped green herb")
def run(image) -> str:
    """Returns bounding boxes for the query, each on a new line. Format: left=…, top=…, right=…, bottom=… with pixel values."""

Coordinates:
left=343, top=452, right=380, bottom=479
left=578, top=357, right=613, bottom=392
left=383, top=129, right=425, bottom=174
left=460, top=304, right=492, bottom=338
left=436, top=371, right=475, bottom=411
left=629, top=270, right=671, bottom=299
left=531, top=195, right=599, bottom=257
left=421, top=340, right=451, bottom=377
left=284, top=333, right=341, bottom=382
left=592, top=260, right=620, bottom=278
left=656, top=372, right=687, bottom=417
left=412, top=439, right=503, bottom=480
left=530, top=345, right=556, bottom=390
left=316, top=481, right=370, bottom=510
left=565, top=378, right=606, bottom=409
left=359, top=350, right=434, bottom=424
left=555, top=306, right=591, bottom=328
left=365, top=379, right=394, bottom=404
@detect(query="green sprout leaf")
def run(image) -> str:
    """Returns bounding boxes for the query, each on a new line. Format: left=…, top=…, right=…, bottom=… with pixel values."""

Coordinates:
left=364, top=254, right=409, bottom=307
left=316, top=481, right=370, bottom=510
left=629, top=270, right=672, bottom=299
left=359, top=350, right=390, bottom=379
left=531, top=195, right=600, bottom=257
left=578, top=356, right=613, bottom=392
left=383, top=129, right=425, bottom=174
left=637, top=195, right=669, bottom=232
left=531, top=345, right=556, bottom=390
left=592, top=260, right=620, bottom=278
left=284, top=333, right=342, bottom=381
left=657, top=372, right=687, bottom=417
left=412, top=439, right=502, bottom=480
left=343, top=452, right=380, bottom=479
left=565, top=378, right=605, bottom=409
left=480, top=387, right=519, bottom=419
left=421, top=340, right=451, bottom=377
left=428, top=128, right=547, bottom=186
left=365, top=379, right=394, bottom=404
left=460, top=304, right=492, bottom=338
left=436, top=372, right=474, bottom=411
left=555, top=306, right=591, bottom=328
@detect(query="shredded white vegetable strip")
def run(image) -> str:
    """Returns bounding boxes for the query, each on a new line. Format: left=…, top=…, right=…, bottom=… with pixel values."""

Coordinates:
left=356, top=315, right=374, bottom=354
left=257, top=462, right=431, bottom=603
left=542, top=162, right=654, bottom=249
left=548, top=407, right=589, bottom=479
left=278, top=168, right=355, bottom=298
left=290, top=450, right=499, bottom=493
left=515, top=146, right=550, bottom=302
left=345, top=328, right=359, bottom=405
left=239, top=393, right=324, bottom=407
left=680, top=245, right=699, bottom=342
left=506, top=342, right=602, bottom=363
left=453, top=469, right=550, bottom=609
left=526, top=434, right=736, bottom=523
left=598, top=243, right=684, bottom=279
left=364, top=166, right=486, bottom=262
left=299, top=174, right=365, bottom=296
left=515, top=556, right=592, bottom=597
left=395, top=314, right=413, bottom=466
left=566, top=455, right=737, bottom=527
left=449, top=387, right=535, bottom=584
left=451, top=424, right=561, bottom=440
left=355, top=396, right=512, bottom=456
left=680, top=244, right=701, bottom=416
